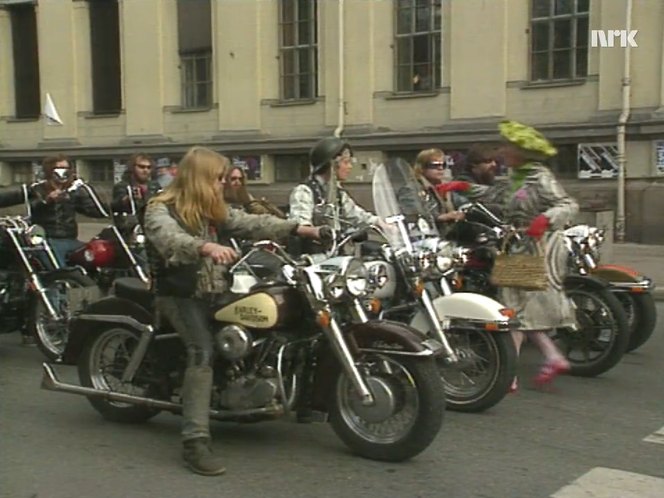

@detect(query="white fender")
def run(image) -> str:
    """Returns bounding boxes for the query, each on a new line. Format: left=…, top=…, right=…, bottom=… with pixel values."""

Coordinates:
left=409, top=293, right=509, bottom=332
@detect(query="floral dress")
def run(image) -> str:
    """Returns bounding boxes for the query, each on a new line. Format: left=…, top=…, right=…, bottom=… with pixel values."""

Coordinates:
left=483, top=163, right=579, bottom=331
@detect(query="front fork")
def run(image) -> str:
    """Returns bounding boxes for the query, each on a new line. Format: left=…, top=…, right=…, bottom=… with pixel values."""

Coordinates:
left=420, top=289, right=459, bottom=363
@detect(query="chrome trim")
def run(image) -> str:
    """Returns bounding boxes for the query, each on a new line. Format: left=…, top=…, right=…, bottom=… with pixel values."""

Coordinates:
left=357, top=347, right=435, bottom=357
left=420, top=289, right=458, bottom=362
left=41, top=363, right=284, bottom=421
left=76, top=314, right=153, bottom=334
left=609, top=279, right=654, bottom=291
left=110, top=225, right=149, bottom=283
left=121, top=326, right=156, bottom=383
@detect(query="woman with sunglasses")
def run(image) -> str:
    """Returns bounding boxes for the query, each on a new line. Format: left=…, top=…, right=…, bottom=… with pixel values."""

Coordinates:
left=28, top=154, right=108, bottom=266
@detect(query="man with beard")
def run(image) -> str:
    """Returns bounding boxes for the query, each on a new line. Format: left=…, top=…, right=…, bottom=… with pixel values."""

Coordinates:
left=111, top=153, right=154, bottom=233
left=456, top=144, right=498, bottom=186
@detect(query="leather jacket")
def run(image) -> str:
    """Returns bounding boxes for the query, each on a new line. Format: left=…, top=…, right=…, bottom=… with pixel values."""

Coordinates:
left=28, top=181, right=108, bottom=239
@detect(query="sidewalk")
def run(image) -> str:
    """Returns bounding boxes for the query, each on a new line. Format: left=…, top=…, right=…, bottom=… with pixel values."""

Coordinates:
left=77, top=223, right=664, bottom=300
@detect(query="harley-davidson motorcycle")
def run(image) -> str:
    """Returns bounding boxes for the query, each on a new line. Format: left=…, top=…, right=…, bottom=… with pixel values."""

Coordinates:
left=447, top=203, right=630, bottom=378
left=324, top=159, right=518, bottom=413
left=0, top=204, right=100, bottom=360
left=41, top=240, right=446, bottom=462
left=564, top=224, right=657, bottom=353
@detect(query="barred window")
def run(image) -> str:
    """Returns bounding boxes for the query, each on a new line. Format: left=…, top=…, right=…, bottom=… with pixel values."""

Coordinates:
left=530, top=0, right=589, bottom=81
left=394, top=0, right=442, bottom=93
left=9, top=3, right=41, bottom=119
left=275, top=154, right=310, bottom=182
left=88, top=160, right=115, bottom=184
left=279, top=0, right=318, bottom=100
left=177, top=0, right=213, bottom=109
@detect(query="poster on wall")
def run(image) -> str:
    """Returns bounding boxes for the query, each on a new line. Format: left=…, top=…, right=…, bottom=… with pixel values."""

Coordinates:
left=231, top=155, right=262, bottom=181
left=577, top=143, right=619, bottom=179
left=113, top=159, right=127, bottom=184
left=655, top=141, right=664, bottom=175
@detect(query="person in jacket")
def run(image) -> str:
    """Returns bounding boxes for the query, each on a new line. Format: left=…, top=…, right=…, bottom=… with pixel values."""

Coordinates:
left=111, top=153, right=154, bottom=233
left=456, top=144, right=498, bottom=186
left=224, top=165, right=285, bottom=218
left=143, top=146, right=326, bottom=476
left=147, top=157, right=178, bottom=200
left=288, top=136, right=380, bottom=254
left=484, top=121, right=577, bottom=391
left=28, top=154, right=108, bottom=266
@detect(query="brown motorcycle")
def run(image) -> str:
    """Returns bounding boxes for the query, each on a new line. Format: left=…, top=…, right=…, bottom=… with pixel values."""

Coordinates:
left=41, top=241, right=446, bottom=462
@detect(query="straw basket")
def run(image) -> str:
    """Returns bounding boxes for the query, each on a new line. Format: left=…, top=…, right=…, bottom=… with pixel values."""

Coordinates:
left=490, top=238, right=547, bottom=291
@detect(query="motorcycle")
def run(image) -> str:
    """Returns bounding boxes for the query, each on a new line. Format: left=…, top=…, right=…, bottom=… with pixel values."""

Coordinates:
left=40, top=240, right=446, bottom=462
left=564, top=224, right=657, bottom=353
left=331, top=159, right=519, bottom=413
left=0, top=208, right=100, bottom=360
left=68, top=182, right=149, bottom=292
left=447, top=203, right=630, bottom=378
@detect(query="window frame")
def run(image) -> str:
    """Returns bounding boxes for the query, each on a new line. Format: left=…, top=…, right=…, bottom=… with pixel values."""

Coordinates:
left=393, top=0, right=442, bottom=94
left=278, top=0, right=319, bottom=101
left=8, top=3, right=41, bottom=119
left=87, top=160, right=115, bottom=184
left=529, top=0, right=589, bottom=82
left=180, top=50, right=213, bottom=110
left=274, top=154, right=310, bottom=183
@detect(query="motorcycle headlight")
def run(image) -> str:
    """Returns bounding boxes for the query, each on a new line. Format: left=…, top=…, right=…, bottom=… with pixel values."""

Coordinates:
left=416, top=250, right=433, bottom=272
left=345, top=258, right=369, bottom=297
left=26, top=224, right=46, bottom=246
left=368, top=263, right=389, bottom=289
left=325, top=274, right=346, bottom=301
left=435, top=255, right=453, bottom=272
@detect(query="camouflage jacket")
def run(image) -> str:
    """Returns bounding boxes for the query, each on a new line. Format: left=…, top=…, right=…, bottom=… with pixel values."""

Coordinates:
left=144, top=202, right=298, bottom=296
left=288, top=175, right=380, bottom=230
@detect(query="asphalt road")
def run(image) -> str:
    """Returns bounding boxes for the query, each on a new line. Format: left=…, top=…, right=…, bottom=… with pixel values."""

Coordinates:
left=2, top=309, right=664, bottom=498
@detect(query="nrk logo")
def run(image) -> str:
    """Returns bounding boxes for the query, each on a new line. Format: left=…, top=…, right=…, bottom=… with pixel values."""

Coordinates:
left=591, top=30, right=638, bottom=48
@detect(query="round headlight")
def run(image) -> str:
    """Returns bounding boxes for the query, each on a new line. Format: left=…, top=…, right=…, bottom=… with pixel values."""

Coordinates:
left=435, top=255, right=453, bottom=272
left=325, top=274, right=346, bottom=301
left=345, top=258, right=369, bottom=297
left=368, top=263, right=389, bottom=289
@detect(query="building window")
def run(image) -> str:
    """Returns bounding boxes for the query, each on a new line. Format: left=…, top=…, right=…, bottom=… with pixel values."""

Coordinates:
left=9, top=3, right=41, bottom=119
left=10, top=162, right=34, bottom=185
left=88, top=160, right=115, bottom=184
left=177, top=0, right=213, bottom=109
left=279, top=0, right=318, bottom=100
left=530, top=0, right=589, bottom=82
left=394, top=0, right=442, bottom=93
left=89, top=0, right=122, bottom=114
left=275, top=154, right=310, bottom=182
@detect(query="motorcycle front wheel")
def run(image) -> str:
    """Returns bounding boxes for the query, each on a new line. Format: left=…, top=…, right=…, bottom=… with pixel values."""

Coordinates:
left=439, top=329, right=516, bottom=413
left=553, top=287, right=630, bottom=377
left=28, top=271, right=97, bottom=361
left=614, top=292, right=657, bottom=353
left=328, top=354, right=444, bottom=462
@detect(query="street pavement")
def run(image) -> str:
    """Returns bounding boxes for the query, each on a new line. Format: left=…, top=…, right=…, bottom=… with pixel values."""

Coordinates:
left=1, top=305, right=663, bottom=498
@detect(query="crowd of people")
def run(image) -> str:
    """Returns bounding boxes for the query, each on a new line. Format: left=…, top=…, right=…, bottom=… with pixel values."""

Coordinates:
left=0, top=120, right=580, bottom=476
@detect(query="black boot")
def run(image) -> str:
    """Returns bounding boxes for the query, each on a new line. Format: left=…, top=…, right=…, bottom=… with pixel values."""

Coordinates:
left=182, top=438, right=225, bottom=476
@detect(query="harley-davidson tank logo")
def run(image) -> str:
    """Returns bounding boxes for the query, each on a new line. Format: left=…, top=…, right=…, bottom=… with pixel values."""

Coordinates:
left=214, top=293, right=278, bottom=329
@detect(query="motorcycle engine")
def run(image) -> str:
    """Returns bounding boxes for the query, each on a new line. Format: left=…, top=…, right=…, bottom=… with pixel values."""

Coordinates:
left=219, top=375, right=279, bottom=410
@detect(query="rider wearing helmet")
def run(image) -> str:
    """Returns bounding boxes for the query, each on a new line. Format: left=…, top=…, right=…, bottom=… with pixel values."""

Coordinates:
left=288, top=136, right=380, bottom=254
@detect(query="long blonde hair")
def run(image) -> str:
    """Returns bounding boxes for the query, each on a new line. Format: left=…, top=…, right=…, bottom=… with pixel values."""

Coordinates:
left=413, top=148, right=445, bottom=179
left=149, top=146, right=228, bottom=232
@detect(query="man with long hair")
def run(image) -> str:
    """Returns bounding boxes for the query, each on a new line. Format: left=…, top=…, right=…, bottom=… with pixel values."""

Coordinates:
left=144, top=146, right=325, bottom=476
left=224, top=164, right=285, bottom=218
left=111, top=153, right=154, bottom=232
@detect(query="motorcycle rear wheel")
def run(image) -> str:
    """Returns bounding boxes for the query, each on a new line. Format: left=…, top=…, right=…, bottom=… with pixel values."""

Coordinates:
left=328, top=354, right=444, bottom=462
left=553, top=287, right=630, bottom=377
left=78, top=326, right=160, bottom=423
left=28, top=272, right=97, bottom=361
left=439, top=330, right=516, bottom=413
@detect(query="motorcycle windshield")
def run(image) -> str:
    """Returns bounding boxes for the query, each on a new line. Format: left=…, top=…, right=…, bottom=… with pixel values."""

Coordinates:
left=372, top=158, right=434, bottom=250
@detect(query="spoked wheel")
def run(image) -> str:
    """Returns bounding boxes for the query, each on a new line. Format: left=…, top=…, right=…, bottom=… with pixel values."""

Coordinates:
left=553, top=287, right=630, bottom=377
left=614, top=292, right=658, bottom=353
left=329, top=354, right=444, bottom=462
left=78, top=327, right=161, bottom=423
left=439, top=329, right=516, bottom=413
left=28, top=272, right=97, bottom=361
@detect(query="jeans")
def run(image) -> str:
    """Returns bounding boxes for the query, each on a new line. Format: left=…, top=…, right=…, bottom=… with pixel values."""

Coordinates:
left=47, top=238, right=85, bottom=267
left=156, top=296, right=215, bottom=441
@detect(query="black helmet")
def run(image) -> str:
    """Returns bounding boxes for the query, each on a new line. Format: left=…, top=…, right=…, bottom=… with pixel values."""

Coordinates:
left=310, top=137, right=352, bottom=174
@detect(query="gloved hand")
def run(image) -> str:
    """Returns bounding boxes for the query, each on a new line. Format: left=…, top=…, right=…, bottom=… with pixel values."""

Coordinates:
left=525, top=214, right=550, bottom=239
left=435, top=181, right=471, bottom=195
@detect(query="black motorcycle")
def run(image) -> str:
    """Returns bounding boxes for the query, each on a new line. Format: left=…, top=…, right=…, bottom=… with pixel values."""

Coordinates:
left=447, top=203, right=630, bottom=378
left=0, top=214, right=100, bottom=360
left=41, top=240, right=446, bottom=462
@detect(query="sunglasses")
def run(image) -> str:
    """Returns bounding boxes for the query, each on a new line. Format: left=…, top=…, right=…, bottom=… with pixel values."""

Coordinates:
left=136, top=163, right=152, bottom=170
left=424, top=161, right=447, bottom=170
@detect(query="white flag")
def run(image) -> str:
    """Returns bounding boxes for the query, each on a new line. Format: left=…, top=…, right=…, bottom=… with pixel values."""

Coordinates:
left=43, top=92, right=63, bottom=125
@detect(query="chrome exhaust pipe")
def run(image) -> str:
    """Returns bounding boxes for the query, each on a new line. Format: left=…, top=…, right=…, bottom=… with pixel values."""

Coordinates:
left=41, top=363, right=284, bottom=421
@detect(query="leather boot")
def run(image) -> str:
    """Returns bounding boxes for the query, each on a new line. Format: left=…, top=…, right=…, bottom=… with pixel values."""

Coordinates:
left=182, top=438, right=225, bottom=476
left=181, top=366, right=224, bottom=475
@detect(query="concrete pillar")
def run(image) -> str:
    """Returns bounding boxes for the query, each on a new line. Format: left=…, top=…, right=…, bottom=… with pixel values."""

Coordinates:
left=120, top=0, right=165, bottom=136
left=343, top=0, right=374, bottom=127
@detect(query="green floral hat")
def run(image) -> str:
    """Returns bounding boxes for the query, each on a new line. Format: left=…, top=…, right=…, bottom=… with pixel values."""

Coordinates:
left=498, top=120, right=557, bottom=157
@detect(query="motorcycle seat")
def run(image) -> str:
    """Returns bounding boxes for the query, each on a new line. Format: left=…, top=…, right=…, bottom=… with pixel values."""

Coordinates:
left=114, top=277, right=153, bottom=311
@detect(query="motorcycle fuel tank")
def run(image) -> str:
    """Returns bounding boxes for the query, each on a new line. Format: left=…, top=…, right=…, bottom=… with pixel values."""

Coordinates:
left=213, top=286, right=301, bottom=330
